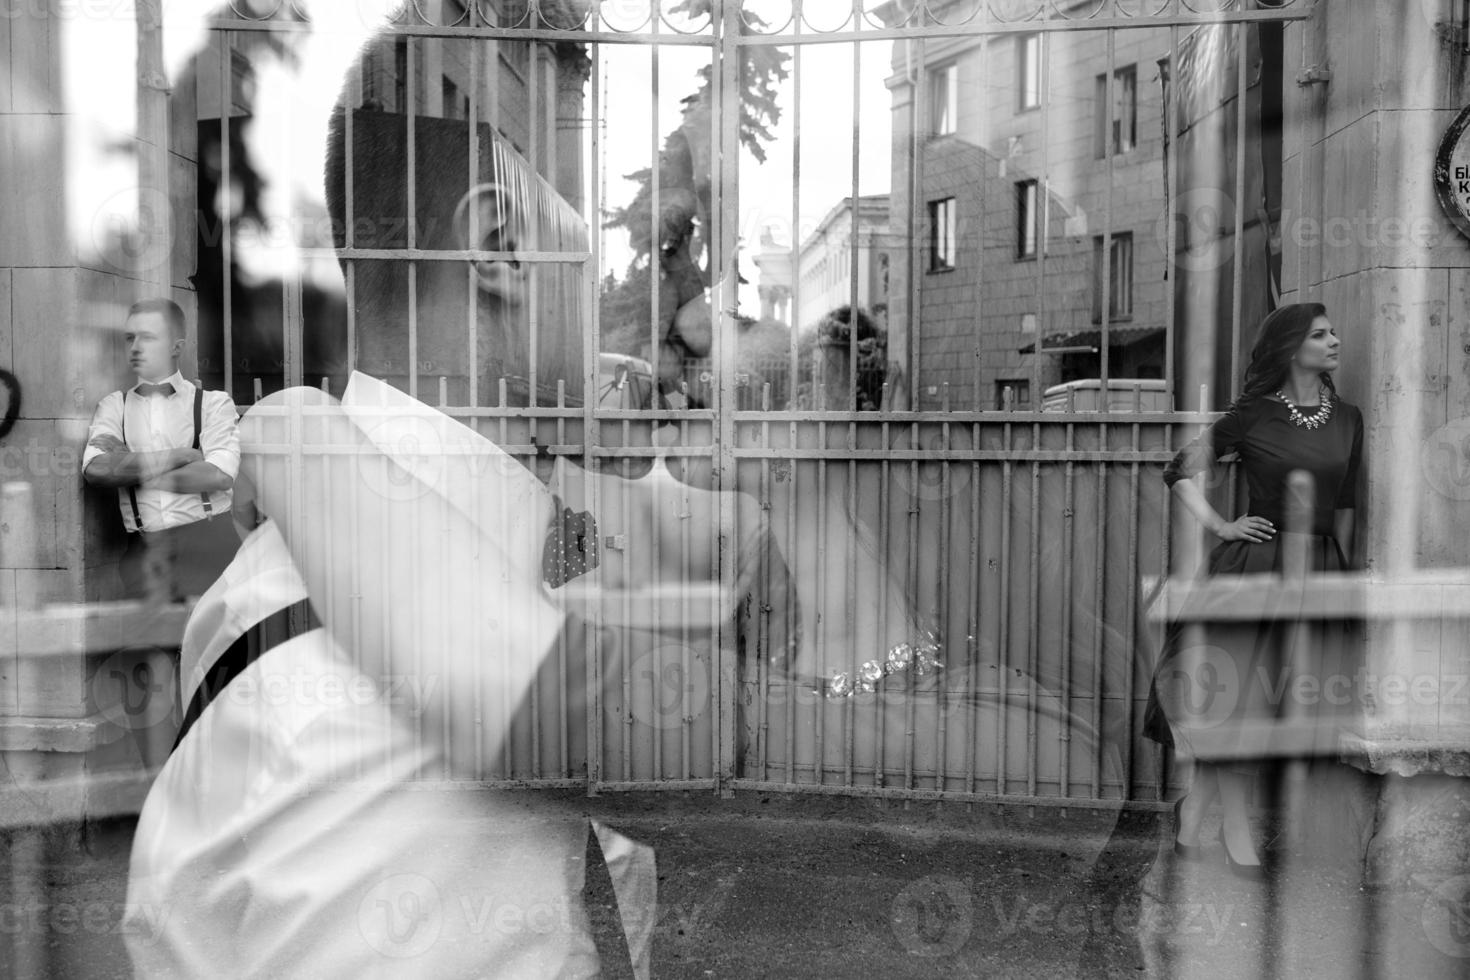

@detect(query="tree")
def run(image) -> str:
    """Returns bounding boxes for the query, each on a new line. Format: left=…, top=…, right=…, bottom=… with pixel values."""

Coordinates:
left=600, top=0, right=789, bottom=352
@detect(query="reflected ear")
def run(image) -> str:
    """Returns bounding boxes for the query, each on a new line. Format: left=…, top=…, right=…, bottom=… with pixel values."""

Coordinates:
left=452, top=182, right=515, bottom=251
left=451, top=182, right=525, bottom=300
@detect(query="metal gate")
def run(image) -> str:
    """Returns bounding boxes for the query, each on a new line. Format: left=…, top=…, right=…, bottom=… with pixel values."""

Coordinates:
left=191, top=0, right=1321, bottom=805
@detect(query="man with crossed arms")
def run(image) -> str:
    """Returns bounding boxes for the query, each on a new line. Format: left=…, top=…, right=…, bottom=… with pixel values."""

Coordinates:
left=84, top=298, right=241, bottom=601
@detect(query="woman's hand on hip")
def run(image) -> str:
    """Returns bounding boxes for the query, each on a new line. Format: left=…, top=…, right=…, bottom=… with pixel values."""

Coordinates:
left=1215, top=515, right=1275, bottom=543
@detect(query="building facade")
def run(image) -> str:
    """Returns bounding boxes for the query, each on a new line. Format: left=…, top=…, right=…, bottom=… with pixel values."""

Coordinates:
left=882, top=14, right=1174, bottom=411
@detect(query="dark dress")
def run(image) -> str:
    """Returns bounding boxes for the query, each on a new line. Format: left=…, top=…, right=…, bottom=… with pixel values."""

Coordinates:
left=1143, top=395, right=1364, bottom=765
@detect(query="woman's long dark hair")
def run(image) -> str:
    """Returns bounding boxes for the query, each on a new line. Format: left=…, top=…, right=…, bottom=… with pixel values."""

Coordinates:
left=1234, top=302, right=1337, bottom=408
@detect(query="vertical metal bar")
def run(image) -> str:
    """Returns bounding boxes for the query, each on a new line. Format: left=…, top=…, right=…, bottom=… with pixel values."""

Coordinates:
left=964, top=438, right=980, bottom=793
left=528, top=42, right=542, bottom=405
left=789, top=42, right=802, bottom=403
left=650, top=436, right=663, bottom=781
left=1123, top=404, right=1142, bottom=800
left=585, top=33, right=603, bottom=790
left=815, top=420, right=829, bottom=785
left=1091, top=425, right=1108, bottom=797
left=680, top=422, right=693, bottom=782
left=468, top=19, right=481, bottom=409
left=904, top=423, right=921, bottom=790
left=848, top=42, right=861, bottom=410
left=844, top=434, right=858, bottom=787
left=996, top=416, right=1013, bottom=795
left=757, top=391, right=773, bottom=779
left=406, top=36, right=419, bottom=399
left=1229, top=21, right=1248, bottom=401
left=1026, top=426, right=1040, bottom=797
left=1029, top=28, right=1051, bottom=408
left=648, top=42, right=661, bottom=404
left=1059, top=419, right=1076, bottom=798
left=498, top=384, right=512, bottom=776
left=785, top=417, right=799, bottom=784
left=972, top=37, right=988, bottom=412
left=1164, top=23, right=1179, bottom=400
left=908, top=40, right=927, bottom=407
left=877, top=420, right=891, bottom=788
left=221, top=35, right=235, bottom=399
left=935, top=420, right=952, bottom=791
left=715, top=5, right=742, bottom=795
left=1157, top=415, right=1173, bottom=800
left=1100, top=29, right=1116, bottom=392
left=622, top=420, right=634, bottom=783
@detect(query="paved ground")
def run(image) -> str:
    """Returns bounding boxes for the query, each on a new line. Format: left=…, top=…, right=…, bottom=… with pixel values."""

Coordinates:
left=3, top=792, right=1465, bottom=978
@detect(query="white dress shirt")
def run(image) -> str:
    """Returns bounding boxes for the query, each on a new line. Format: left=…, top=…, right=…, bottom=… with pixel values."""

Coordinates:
left=83, top=371, right=239, bottom=532
left=124, top=521, right=603, bottom=978
left=123, top=378, right=659, bottom=978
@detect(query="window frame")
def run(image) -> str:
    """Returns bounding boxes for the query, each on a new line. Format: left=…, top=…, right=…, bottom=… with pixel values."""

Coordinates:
left=931, top=62, right=959, bottom=136
left=929, top=197, right=958, bottom=273
left=1094, top=64, right=1138, bottom=158
left=994, top=378, right=1032, bottom=410
left=1092, top=232, right=1135, bottom=323
left=1016, top=178, right=1038, bottom=260
left=1017, top=34, right=1041, bottom=112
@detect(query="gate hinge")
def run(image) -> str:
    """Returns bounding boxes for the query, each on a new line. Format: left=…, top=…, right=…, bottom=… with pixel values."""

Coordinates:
left=1296, top=64, right=1332, bottom=86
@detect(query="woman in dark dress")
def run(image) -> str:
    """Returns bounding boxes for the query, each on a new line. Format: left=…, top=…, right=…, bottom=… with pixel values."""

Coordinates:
left=1145, top=302, right=1363, bottom=876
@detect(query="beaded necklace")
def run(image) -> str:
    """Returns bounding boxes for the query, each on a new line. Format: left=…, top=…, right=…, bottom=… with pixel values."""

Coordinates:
left=1277, top=385, right=1333, bottom=429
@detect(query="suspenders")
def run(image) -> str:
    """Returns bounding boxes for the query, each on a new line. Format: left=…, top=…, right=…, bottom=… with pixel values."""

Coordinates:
left=121, top=385, right=213, bottom=533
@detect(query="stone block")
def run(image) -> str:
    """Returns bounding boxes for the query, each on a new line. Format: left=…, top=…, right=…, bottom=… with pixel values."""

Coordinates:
left=11, top=270, right=80, bottom=420
left=8, top=3, right=61, bottom=115
left=14, top=635, right=89, bottom=718
left=1366, top=773, right=1470, bottom=887
left=0, top=13, right=10, bottom=113
left=1372, top=108, right=1470, bottom=271
left=0, top=569, right=14, bottom=713
left=0, top=419, right=59, bottom=569
left=0, top=115, right=70, bottom=268
left=0, top=270, right=11, bottom=367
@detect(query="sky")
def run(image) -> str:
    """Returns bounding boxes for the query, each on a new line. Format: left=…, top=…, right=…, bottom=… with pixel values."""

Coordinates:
left=69, top=0, right=894, bottom=317
left=595, top=32, right=898, bottom=315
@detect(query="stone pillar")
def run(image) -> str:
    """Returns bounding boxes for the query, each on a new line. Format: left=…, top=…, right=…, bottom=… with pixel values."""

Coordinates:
left=0, top=1, right=199, bottom=821
left=1278, top=3, right=1470, bottom=962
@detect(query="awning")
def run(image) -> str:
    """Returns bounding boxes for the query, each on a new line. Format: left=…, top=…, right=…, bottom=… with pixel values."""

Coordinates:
left=1019, top=326, right=1164, bottom=355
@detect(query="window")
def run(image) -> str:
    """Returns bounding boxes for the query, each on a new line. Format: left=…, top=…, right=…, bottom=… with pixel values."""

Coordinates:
left=929, top=198, right=957, bottom=272
left=1092, top=233, right=1134, bottom=322
left=931, top=63, right=958, bottom=135
left=442, top=77, right=461, bottom=119
left=995, top=379, right=1031, bottom=410
left=1017, top=34, right=1041, bottom=111
left=1016, top=179, right=1038, bottom=259
left=393, top=38, right=410, bottom=114
left=1094, top=65, right=1138, bottom=157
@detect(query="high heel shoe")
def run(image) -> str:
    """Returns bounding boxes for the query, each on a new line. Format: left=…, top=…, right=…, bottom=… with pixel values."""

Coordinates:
left=1171, top=798, right=1205, bottom=861
left=1218, top=828, right=1265, bottom=881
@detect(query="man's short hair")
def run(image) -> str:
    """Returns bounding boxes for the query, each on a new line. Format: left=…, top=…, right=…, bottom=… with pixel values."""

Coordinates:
left=128, top=298, right=186, bottom=340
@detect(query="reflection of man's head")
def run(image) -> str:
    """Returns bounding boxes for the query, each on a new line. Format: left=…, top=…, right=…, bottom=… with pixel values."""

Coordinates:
left=320, top=16, right=588, bottom=403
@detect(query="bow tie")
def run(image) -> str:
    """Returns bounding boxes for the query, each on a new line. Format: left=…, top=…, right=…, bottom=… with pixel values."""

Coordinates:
left=136, top=382, right=176, bottom=398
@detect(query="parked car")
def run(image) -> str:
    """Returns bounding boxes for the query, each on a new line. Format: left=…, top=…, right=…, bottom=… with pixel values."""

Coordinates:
left=1042, top=378, right=1172, bottom=413
left=597, top=353, right=655, bottom=410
